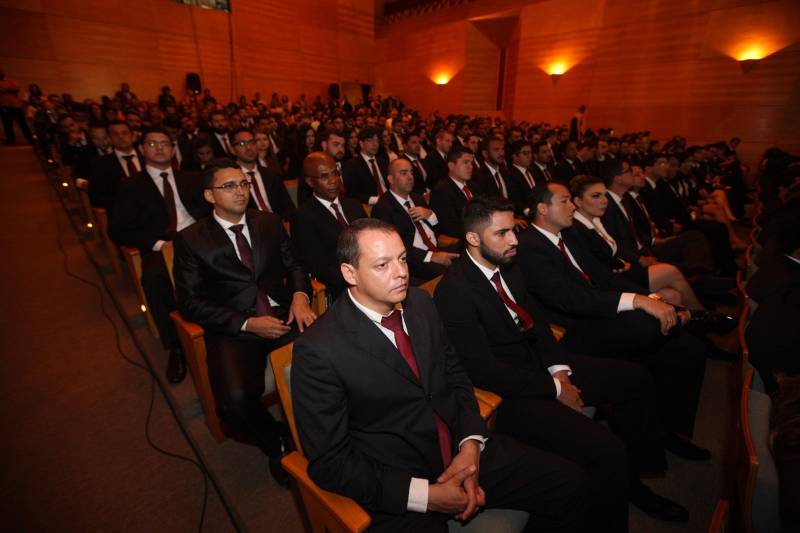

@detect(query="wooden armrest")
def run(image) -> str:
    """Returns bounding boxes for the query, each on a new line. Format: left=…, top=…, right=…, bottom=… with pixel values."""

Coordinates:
left=120, top=245, right=140, bottom=258
left=311, top=278, right=326, bottom=293
left=437, top=234, right=459, bottom=249
left=282, top=452, right=371, bottom=533
left=477, top=400, right=494, bottom=421
left=474, top=387, right=502, bottom=410
left=549, top=324, right=566, bottom=342
left=170, top=311, right=205, bottom=339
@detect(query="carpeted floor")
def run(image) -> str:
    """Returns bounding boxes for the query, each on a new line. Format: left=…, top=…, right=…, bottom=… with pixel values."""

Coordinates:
left=0, top=145, right=743, bottom=532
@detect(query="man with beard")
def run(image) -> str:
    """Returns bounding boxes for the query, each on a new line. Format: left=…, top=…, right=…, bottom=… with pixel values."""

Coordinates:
left=435, top=196, right=692, bottom=526
left=208, top=110, right=234, bottom=158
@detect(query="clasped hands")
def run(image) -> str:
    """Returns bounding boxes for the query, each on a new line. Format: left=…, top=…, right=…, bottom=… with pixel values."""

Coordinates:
left=245, top=292, right=317, bottom=338
left=427, top=440, right=485, bottom=521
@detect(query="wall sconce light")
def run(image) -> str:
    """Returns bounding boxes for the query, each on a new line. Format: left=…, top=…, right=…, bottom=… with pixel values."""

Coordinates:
left=434, top=73, right=451, bottom=86
left=738, top=59, right=758, bottom=74
left=735, top=44, right=769, bottom=74
left=546, top=62, right=570, bottom=84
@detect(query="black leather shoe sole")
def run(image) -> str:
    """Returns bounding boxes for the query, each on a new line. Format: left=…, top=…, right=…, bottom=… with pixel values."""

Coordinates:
left=664, top=434, right=712, bottom=461
left=631, top=490, right=690, bottom=522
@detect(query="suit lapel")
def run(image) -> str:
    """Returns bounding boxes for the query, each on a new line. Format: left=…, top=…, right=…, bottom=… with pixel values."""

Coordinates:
left=207, top=216, right=252, bottom=278
left=461, top=256, right=521, bottom=334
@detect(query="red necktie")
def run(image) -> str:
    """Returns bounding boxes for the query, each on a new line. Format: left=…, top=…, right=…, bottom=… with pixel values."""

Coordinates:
left=369, top=158, right=385, bottom=194
left=543, top=166, right=553, bottom=182
left=462, top=185, right=473, bottom=200
left=635, top=195, right=659, bottom=239
left=122, top=155, right=137, bottom=177
left=381, top=310, right=452, bottom=467
left=619, top=198, right=644, bottom=248
left=330, top=201, right=348, bottom=227
left=404, top=201, right=439, bottom=252
left=411, top=159, right=425, bottom=179
left=558, top=237, right=591, bottom=283
left=229, top=224, right=272, bottom=316
left=492, top=170, right=506, bottom=198
left=525, top=170, right=536, bottom=189
left=159, top=172, right=178, bottom=233
left=247, top=171, right=270, bottom=212
left=222, top=135, right=233, bottom=155
left=490, top=272, right=534, bottom=331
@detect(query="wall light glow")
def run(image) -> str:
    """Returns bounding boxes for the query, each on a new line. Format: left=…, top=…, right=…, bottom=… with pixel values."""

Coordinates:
left=433, top=72, right=453, bottom=85
left=548, top=62, right=569, bottom=76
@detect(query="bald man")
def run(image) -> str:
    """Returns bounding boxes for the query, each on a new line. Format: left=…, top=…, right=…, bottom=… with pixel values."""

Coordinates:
left=372, top=158, right=459, bottom=284
left=290, top=152, right=368, bottom=298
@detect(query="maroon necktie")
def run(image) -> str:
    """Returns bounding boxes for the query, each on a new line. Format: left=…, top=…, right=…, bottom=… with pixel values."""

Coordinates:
left=634, top=195, right=659, bottom=239
left=246, top=171, right=270, bottom=212
left=411, top=159, right=425, bottom=179
left=619, top=198, right=644, bottom=248
left=525, top=170, right=536, bottom=189
left=381, top=310, right=452, bottom=467
left=160, top=172, right=178, bottom=233
left=369, top=158, right=385, bottom=194
left=543, top=166, right=553, bottom=182
left=462, top=185, right=473, bottom=200
left=492, top=170, right=506, bottom=198
left=490, top=272, right=534, bottom=331
left=122, top=155, right=137, bottom=177
left=404, top=200, right=439, bottom=252
left=558, top=237, right=591, bottom=283
left=330, top=201, right=348, bottom=228
left=229, top=224, right=272, bottom=316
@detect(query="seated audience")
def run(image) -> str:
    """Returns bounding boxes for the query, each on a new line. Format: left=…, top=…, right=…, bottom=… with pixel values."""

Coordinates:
left=292, top=218, right=591, bottom=532
left=423, top=128, right=453, bottom=189
left=208, top=110, right=233, bottom=158
left=88, top=120, right=143, bottom=211
left=429, top=146, right=476, bottom=241
left=173, top=159, right=315, bottom=485
left=398, top=131, right=428, bottom=193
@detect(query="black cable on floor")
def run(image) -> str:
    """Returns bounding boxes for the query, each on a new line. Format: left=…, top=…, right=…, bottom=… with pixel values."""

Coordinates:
left=46, top=176, right=210, bottom=533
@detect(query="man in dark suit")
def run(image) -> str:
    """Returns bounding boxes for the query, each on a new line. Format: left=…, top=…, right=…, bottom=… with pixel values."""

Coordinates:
left=109, top=127, right=210, bottom=383
left=530, top=140, right=556, bottom=184
left=471, top=136, right=510, bottom=201
left=208, top=110, right=233, bottom=158
left=399, top=131, right=428, bottom=194
left=174, top=159, right=315, bottom=485
left=297, top=128, right=346, bottom=205
left=230, top=127, right=295, bottom=220
left=163, top=116, right=191, bottom=171
left=435, top=196, right=690, bottom=524
left=423, top=129, right=453, bottom=189
left=342, top=127, right=389, bottom=206
left=290, top=152, right=368, bottom=299
left=292, top=218, right=591, bottom=532
left=506, top=140, right=537, bottom=217
left=88, top=120, right=144, bottom=211
left=372, top=159, right=458, bottom=284
left=516, top=182, right=710, bottom=461
left=554, top=141, right=579, bottom=184
left=429, top=146, right=475, bottom=242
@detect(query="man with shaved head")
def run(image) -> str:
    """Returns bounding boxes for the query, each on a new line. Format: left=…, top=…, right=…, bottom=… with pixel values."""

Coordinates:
left=372, top=158, right=459, bottom=283
left=290, top=151, right=368, bottom=298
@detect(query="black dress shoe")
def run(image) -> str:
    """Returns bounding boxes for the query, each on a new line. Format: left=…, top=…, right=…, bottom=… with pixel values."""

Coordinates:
left=630, top=481, right=689, bottom=522
left=269, top=456, right=291, bottom=487
left=268, top=424, right=294, bottom=487
left=166, top=345, right=187, bottom=384
left=687, top=310, right=737, bottom=335
left=664, top=433, right=712, bottom=461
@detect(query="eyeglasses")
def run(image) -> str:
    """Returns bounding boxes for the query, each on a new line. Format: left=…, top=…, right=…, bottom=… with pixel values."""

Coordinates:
left=209, top=180, right=252, bottom=192
left=145, top=140, right=173, bottom=148
left=233, top=139, right=255, bottom=147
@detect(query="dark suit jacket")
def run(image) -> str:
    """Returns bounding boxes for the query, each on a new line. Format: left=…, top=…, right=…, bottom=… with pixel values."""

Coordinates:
left=655, top=180, right=693, bottom=228
left=601, top=193, right=643, bottom=264
left=423, top=150, right=448, bottom=189
left=429, top=177, right=469, bottom=239
left=109, top=169, right=208, bottom=252
left=516, top=226, right=626, bottom=329
left=531, top=163, right=554, bottom=184
left=434, top=254, right=572, bottom=399
left=89, top=151, right=144, bottom=211
left=289, top=196, right=368, bottom=293
left=209, top=132, right=232, bottom=159
left=505, top=165, right=536, bottom=216
left=173, top=210, right=311, bottom=336
left=342, top=155, right=389, bottom=204
left=570, top=222, right=648, bottom=293
left=399, top=154, right=427, bottom=194
left=371, top=192, right=442, bottom=281
left=624, top=193, right=658, bottom=247
left=470, top=163, right=505, bottom=201
left=291, top=287, right=485, bottom=515
left=554, top=158, right=578, bottom=184
left=244, top=164, right=296, bottom=220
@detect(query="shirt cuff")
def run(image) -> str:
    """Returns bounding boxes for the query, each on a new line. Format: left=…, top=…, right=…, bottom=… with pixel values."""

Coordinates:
left=617, top=292, right=636, bottom=313
left=423, top=251, right=432, bottom=263
left=152, top=240, right=166, bottom=252
left=523, top=207, right=530, bottom=216
left=240, top=319, right=248, bottom=332
left=427, top=213, right=439, bottom=225
left=368, top=195, right=379, bottom=205
left=293, top=291, right=311, bottom=304
left=458, top=435, right=487, bottom=452
left=552, top=377, right=562, bottom=398
left=407, top=477, right=429, bottom=513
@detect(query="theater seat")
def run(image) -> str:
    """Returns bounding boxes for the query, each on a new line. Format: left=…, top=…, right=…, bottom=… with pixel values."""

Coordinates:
left=270, top=344, right=528, bottom=533
left=92, top=207, right=122, bottom=276
left=119, top=245, right=160, bottom=338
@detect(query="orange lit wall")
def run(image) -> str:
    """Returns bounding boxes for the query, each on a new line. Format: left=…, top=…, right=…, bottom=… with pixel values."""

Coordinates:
left=375, top=0, right=800, bottom=163
left=0, top=0, right=374, bottom=102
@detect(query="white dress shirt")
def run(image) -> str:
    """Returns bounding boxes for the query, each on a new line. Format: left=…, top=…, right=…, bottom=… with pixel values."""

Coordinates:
left=346, top=290, right=487, bottom=514
left=115, top=149, right=140, bottom=176
left=147, top=165, right=196, bottom=251
left=361, top=152, right=386, bottom=205
left=314, top=194, right=348, bottom=224
left=389, top=191, right=437, bottom=262
left=240, top=163, right=274, bottom=212
left=531, top=224, right=635, bottom=312
left=465, top=250, right=571, bottom=397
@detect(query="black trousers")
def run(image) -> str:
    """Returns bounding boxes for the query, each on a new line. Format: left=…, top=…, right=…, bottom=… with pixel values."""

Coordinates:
left=371, top=434, right=591, bottom=533
left=140, top=252, right=178, bottom=346
left=205, top=325, right=297, bottom=457
left=561, top=310, right=706, bottom=437
left=495, top=355, right=663, bottom=533
left=0, top=107, right=33, bottom=145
